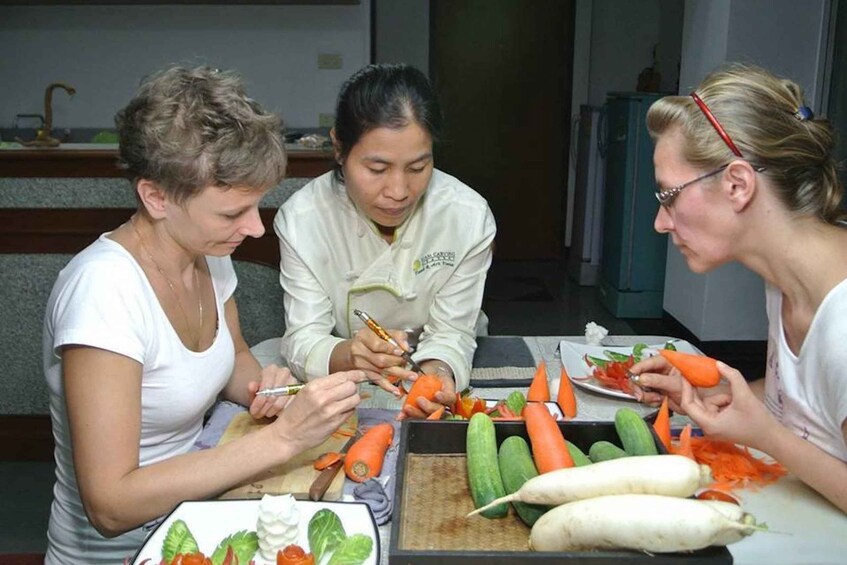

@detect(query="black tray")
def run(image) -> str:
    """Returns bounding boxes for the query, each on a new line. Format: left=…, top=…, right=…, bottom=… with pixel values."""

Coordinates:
left=388, top=419, right=732, bottom=564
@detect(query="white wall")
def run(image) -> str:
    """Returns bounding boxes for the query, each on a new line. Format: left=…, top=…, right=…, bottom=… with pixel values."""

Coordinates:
left=665, top=0, right=831, bottom=340
left=0, top=3, right=371, bottom=130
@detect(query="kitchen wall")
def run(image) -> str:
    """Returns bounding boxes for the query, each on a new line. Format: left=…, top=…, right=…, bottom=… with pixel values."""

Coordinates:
left=0, top=2, right=371, bottom=130
left=663, top=0, right=832, bottom=341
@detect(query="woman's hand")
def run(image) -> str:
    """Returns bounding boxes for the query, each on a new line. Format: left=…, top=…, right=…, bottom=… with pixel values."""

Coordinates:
left=679, top=361, right=778, bottom=450
left=246, top=364, right=299, bottom=419
left=347, top=327, right=418, bottom=395
left=270, top=370, right=365, bottom=454
left=630, top=354, right=730, bottom=414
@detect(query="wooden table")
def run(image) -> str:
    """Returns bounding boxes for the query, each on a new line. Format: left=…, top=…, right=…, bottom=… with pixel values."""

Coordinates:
left=240, top=336, right=847, bottom=564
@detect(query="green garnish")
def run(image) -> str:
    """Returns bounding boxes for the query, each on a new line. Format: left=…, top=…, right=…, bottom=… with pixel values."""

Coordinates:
left=161, top=519, right=199, bottom=563
left=504, top=390, right=527, bottom=416
left=308, top=508, right=347, bottom=562
left=327, top=533, right=374, bottom=565
left=210, top=530, right=258, bottom=565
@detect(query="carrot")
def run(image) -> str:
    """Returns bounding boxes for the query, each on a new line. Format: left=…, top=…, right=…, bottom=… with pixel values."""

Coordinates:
left=344, top=422, right=394, bottom=483
left=313, top=451, right=344, bottom=471
left=652, top=396, right=671, bottom=451
left=523, top=402, right=574, bottom=473
left=527, top=361, right=550, bottom=402
left=426, top=406, right=446, bottom=420
left=690, top=436, right=786, bottom=491
left=404, top=374, right=443, bottom=409
left=673, top=424, right=694, bottom=460
left=659, top=349, right=720, bottom=387
left=556, top=366, right=577, bottom=418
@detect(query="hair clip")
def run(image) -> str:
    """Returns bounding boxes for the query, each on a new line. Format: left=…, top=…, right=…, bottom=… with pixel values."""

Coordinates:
left=794, top=106, right=814, bottom=121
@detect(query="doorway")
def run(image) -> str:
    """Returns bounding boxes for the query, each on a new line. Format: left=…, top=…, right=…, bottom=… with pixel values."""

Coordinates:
left=430, top=0, right=575, bottom=260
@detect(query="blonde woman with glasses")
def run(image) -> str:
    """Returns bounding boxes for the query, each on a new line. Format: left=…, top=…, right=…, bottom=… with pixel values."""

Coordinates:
left=630, top=64, right=847, bottom=513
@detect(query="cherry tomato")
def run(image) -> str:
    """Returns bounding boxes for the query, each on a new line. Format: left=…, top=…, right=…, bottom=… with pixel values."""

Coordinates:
left=696, top=489, right=741, bottom=504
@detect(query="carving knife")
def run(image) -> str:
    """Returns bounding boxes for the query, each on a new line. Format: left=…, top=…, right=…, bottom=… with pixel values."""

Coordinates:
left=353, top=309, right=424, bottom=373
left=308, top=433, right=358, bottom=501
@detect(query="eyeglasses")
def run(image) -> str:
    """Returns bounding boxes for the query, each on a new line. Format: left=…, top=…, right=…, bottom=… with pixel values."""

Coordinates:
left=655, top=164, right=728, bottom=207
left=655, top=92, right=765, bottom=208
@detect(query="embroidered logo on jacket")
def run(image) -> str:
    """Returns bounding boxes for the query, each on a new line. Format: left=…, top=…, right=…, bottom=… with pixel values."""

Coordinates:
left=413, top=251, right=456, bottom=274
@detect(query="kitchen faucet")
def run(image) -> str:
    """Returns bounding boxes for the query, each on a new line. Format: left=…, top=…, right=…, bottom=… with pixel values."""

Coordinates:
left=16, top=82, right=76, bottom=147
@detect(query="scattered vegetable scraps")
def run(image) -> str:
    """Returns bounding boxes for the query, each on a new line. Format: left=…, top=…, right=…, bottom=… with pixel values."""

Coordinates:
left=690, top=436, right=787, bottom=491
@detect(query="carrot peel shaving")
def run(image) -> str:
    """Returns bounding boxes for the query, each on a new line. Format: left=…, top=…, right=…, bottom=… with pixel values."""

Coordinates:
left=689, top=436, right=787, bottom=491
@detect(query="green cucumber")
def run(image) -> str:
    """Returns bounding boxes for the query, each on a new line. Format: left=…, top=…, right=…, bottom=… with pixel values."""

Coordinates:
left=566, top=440, right=592, bottom=466
left=589, top=440, right=629, bottom=462
left=615, top=407, right=659, bottom=456
left=497, top=436, right=549, bottom=526
left=466, top=413, right=508, bottom=518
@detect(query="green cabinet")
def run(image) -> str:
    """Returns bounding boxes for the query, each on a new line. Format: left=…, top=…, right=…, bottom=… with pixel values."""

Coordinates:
left=599, top=92, right=668, bottom=318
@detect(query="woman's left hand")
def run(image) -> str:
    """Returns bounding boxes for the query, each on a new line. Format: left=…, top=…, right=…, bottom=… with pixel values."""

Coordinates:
left=679, top=361, right=778, bottom=450
left=246, top=364, right=299, bottom=419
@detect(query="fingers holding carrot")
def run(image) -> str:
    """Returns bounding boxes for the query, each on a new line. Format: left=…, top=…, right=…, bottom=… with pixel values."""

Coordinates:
left=680, top=362, right=777, bottom=450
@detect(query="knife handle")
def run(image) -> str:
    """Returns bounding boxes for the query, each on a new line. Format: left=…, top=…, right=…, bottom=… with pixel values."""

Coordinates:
left=309, top=460, right=344, bottom=501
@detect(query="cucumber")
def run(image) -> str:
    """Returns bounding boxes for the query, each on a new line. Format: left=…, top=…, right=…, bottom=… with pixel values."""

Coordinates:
left=615, top=407, right=659, bottom=456
left=566, top=440, right=592, bottom=466
left=589, top=440, right=629, bottom=462
left=466, top=413, right=508, bottom=518
left=497, top=436, right=549, bottom=526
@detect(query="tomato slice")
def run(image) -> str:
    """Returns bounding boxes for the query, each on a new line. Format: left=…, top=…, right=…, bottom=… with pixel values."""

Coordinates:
left=277, top=544, right=315, bottom=565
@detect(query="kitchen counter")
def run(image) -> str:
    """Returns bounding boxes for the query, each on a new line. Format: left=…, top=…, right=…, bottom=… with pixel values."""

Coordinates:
left=0, top=142, right=334, bottom=178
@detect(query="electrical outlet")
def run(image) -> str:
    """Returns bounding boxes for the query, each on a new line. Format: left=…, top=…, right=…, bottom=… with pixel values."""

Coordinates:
left=319, top=113, right=335, bottom=128
left=317, top=53, right=343, bottom=70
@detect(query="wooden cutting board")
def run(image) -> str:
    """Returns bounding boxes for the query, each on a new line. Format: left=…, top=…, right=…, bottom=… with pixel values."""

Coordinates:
left=216, top=411, right=357, bottom=501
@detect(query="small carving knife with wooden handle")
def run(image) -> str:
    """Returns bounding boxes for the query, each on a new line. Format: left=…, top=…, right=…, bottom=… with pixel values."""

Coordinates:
left=308, top=433, right=358, bottom=501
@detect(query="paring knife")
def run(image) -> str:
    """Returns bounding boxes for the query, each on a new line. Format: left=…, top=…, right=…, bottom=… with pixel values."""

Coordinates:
left=308, top=433, right=358, bottom=501
left=353, top=309, right=424, bottom=373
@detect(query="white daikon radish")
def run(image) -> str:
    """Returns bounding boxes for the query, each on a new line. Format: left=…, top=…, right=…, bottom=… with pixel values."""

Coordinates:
left=529, top=494, right=764, bottom=552
left=468, top=454, right=710, bottom=518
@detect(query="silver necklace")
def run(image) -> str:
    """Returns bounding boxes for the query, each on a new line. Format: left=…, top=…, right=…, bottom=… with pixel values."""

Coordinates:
left=131, top=216, right=204, bottom=347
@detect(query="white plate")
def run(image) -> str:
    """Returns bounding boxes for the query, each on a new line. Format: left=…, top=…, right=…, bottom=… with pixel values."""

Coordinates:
left=558, top=340, right=699, bottom=400
left=131, top=499, right=379, bottom=565
left=484, top=399, right=564, bottom=418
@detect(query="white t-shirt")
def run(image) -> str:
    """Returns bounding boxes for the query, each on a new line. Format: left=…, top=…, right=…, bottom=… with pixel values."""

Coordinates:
left=764, top=280, right=847, bottom=462
left=43, top=234, right=237, bottom=564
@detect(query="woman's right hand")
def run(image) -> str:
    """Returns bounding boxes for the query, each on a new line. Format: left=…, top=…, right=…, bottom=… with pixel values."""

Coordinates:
left=270, top=370, right=365, bottom=453
left=631, top=354, right=731, bottom=414
left=629, top=355, right=687, bottom=410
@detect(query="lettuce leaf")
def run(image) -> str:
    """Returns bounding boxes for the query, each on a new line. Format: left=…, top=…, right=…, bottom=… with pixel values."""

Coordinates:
left=327, top=533, right=373, bottom=565
left=161, top=519, right=199, bottom=563
left=210, top=529, right=258, bottom=565
left=308, top=508, right=346, bottom=562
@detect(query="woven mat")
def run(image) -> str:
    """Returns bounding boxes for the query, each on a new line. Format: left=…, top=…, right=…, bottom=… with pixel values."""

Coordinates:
left=396, top=454, right=531, bottom=551
left=472, top=336, right=535, bottom=368
left=469, top=366, right=537, bottom=388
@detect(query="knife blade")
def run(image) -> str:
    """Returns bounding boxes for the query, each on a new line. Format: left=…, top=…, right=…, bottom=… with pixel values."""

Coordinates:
left=308, top=433, right=358, bottom=501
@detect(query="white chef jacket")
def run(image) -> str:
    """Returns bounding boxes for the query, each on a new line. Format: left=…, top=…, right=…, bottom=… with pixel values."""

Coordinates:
left=273, top=169, right=496, bottom=391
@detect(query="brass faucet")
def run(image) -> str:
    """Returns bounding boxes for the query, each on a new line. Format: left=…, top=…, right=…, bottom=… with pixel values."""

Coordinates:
left=16, top=82, right=76, bottom=148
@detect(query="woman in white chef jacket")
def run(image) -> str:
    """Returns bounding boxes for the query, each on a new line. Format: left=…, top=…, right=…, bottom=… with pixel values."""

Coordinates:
left=274, top=63, right=496, bottom=418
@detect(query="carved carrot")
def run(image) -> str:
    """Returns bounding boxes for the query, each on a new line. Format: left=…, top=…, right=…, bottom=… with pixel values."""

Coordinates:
left=527, top=361, right=551, bottom=402
left=556, top=367, right=577, bottom=419
left=653, top=396, right=671, bottom=452
left=659, top=349, right=720, bottom=388
left=404, top=374, right=443, bottom=409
